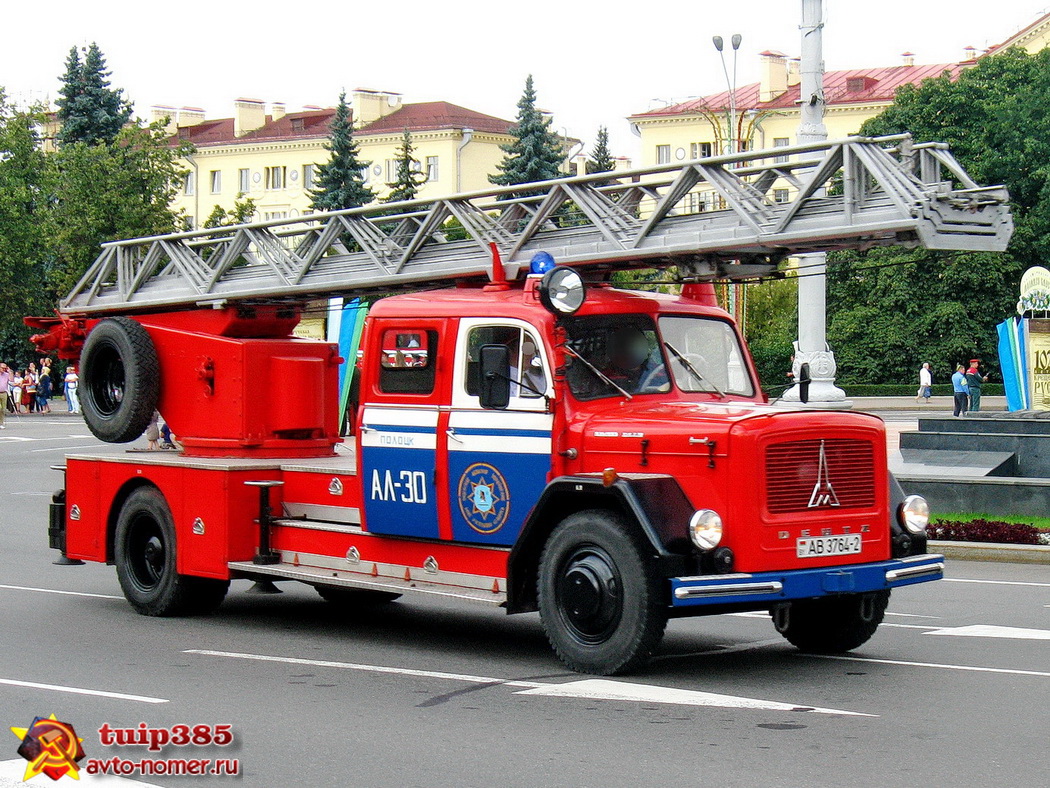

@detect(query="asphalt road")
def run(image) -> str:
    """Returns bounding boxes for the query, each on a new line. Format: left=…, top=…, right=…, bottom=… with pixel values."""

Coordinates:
left=1, top=413, right=1048, bottom=787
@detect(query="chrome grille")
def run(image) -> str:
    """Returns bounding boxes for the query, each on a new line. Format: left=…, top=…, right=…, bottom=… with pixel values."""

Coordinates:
left=766, top=439, right=875, bottom=514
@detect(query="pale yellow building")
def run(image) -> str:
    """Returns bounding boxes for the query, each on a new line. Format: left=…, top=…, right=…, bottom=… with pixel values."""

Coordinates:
left=629, top=51, right=961, bottom=171
left=165, top=90, right=516, bottom=227
left=988, top=10, right=1050, bottom=53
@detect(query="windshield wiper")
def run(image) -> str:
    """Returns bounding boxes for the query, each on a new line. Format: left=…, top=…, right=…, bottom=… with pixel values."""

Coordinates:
left=563, top=345, right=633, bottom=400
left=663, top=341, right=725, bottom=398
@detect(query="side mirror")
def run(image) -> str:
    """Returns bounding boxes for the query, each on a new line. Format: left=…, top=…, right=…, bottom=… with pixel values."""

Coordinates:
left=798, top=362, right=811, bottom=404
left=478, top=344, right=511, bottom=410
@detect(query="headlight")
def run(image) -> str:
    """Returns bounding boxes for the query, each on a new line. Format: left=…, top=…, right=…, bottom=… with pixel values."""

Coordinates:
left=689, top=509, right=723, bottom=550
left=899, top=495, right=929, bottom=535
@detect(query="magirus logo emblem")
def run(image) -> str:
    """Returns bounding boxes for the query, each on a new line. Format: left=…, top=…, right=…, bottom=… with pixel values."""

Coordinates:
left=807, top=440, right=841, bottom=508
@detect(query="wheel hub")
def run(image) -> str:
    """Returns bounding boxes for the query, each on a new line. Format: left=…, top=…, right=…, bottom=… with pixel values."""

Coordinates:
left=558, top=550, right=621, bottom=642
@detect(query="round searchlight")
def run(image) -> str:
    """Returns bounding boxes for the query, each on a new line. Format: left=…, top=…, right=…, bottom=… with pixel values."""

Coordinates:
left=538, top=266, right=586, bottom=316
left=899, top=495, right=930, bottom=535
left=689, top=509, right=723, bottom=551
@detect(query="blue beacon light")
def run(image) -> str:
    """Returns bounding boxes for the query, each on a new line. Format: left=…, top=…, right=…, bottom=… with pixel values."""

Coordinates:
left=529, top=251, right=556, bottom=275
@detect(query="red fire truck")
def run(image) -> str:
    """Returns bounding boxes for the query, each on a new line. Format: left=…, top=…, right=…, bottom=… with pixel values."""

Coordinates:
left=34, top=136, right=1011, bottom=674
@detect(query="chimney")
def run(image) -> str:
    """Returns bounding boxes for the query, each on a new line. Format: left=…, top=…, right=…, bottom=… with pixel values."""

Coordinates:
left=901, top=51, right=916, bottom=66
left=150, top=105, right=178, bottom=135
left=179, top=106, right=205, bottom=127
left=759, top=51, right=788, bottom=102
left=787, top=58, right=801, bottom=87
left=353, top=89, right=403, bottom=125
left=271, top=101, right=286, bottom=121
left=234, top=98, right=266, bottom=137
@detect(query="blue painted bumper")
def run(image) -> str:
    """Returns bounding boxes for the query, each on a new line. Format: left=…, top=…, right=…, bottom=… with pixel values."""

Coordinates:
left=670, top=554, right=945, bottom=609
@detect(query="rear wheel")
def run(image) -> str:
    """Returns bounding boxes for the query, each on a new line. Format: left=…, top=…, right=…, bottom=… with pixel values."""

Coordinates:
left=80, top=317, right=160, bottom=443
left=115, top=486, right=228, bottom=616
left=315, top=585, right=401, bottom=605
left=775, top=591, right=889, bottom=653
left=538, top=510, right=667, bottom=675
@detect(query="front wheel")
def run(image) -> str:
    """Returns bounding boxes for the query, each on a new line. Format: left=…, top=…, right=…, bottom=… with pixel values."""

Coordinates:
left=115, top=486, right=228, bottom=616
left=775, top=590, right=889, bottom=653
left=538, top=510, right=667, bottom=675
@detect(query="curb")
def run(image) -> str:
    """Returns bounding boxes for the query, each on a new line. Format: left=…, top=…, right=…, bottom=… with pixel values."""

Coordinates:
left=929, top=540, right=1050, bottom=564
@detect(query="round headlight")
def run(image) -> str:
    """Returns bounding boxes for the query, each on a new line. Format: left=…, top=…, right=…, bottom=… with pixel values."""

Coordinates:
left=538, top=266, right=586, bottom=315
left=689, top=509, right=723, bottom=551
left=899, top=494, right=929, bottom=535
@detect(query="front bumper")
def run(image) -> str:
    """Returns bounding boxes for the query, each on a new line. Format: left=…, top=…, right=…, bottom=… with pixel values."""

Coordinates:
left=670, top=553, right=944, bottom=609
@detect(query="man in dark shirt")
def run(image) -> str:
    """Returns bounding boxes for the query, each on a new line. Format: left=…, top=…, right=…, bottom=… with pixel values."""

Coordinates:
left=965, top=359, right=989, bottom=413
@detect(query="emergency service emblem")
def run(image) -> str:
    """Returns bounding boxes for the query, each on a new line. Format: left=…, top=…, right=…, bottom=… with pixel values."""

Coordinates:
left=457, top=462, right=510, bottom=534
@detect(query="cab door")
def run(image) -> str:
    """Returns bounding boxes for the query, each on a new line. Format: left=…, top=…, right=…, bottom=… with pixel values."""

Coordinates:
left=359, top=323, right=443, bottom=539
left=445, top=319, right=553, bottom=546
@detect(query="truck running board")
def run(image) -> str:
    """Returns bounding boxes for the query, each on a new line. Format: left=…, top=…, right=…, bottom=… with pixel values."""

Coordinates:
left=228, top=559, right=508, bottom=607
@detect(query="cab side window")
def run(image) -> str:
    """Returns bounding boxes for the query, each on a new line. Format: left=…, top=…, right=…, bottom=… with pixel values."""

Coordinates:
left=379, top=329, right=437, bottom=394
left=464, top=325, right=547, bottom=400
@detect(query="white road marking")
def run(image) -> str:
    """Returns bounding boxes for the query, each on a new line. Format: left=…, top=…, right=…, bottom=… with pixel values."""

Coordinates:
left=0, top=678, right=167, bottom=704
left=186, top=649, right=869, bottom=715
left=30, top=444, right=104, bottom=453
left=886, top=612, right=942, bottom=619
left=0, top=584, right=123, bottom=600
left=946, top=578, right=1050, bottom=588
left=881, top=623, right=937, bottom=630
left=807, top=654, right=1050, bottom=678
left=515, top=679, right=873, bottom=716
left=0, top=757, right=162, bottom=786
left=924, top=624, right=1050, bottom=640
left=0, top=436, right=33, bottom=443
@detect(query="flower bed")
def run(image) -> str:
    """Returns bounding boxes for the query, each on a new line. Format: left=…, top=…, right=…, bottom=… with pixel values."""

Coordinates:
left=929, top=518, right=1050, bottom=545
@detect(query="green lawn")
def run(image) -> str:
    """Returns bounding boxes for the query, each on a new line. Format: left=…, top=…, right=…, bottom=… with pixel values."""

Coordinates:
left=932, top=511, right=1050, bottom=532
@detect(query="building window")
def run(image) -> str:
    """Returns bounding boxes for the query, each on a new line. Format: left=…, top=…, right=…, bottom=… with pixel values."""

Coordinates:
left=386, top=159, right=399, bottom=184
left=303, top=164, right=316, bottom=190
left=209, top=170, right=221, bottom=194
left=773, top=189, right=790, bottom=204
left=426, top=156, right=439, bottom=182
left=773, top=137, right=791, bottom=164
left=263, top=210, right=289, bottom=221
left=265, top=166, right=286, bottom=190
left=656, top=145, right=671, bottom=164
left=182, top=172, right=195, bottom=196
left=690, top=142, right=713, bottom=159
left=238, top=168, right=250, bottom=194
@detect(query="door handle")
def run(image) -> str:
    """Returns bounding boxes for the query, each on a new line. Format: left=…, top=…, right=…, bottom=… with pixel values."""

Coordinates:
left=445, top=428, right=463, bottom=444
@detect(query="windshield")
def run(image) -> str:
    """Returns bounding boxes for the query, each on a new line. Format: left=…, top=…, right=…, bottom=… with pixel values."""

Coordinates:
left=563, top=315, right=671, bottom=400
left=658, top=315, right=754, bottom=396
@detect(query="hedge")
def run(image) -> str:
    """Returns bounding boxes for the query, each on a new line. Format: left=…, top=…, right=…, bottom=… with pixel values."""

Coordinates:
left=839, top=384, right=1005, bottom=398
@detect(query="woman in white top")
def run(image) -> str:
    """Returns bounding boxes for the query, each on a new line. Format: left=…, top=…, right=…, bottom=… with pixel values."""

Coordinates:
left=916, top=362, right=933, bottom=403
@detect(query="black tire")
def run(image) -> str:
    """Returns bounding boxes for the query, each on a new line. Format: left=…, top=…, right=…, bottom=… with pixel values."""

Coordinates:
left=81, top=317, right=160, bottom=443
left=538, top=510, right=667, bottom=675
left=115, top=487, right=228, bottom=616
left=776, top=590, right=889, bottom=653
left=315, top=585, right=401, bottom=605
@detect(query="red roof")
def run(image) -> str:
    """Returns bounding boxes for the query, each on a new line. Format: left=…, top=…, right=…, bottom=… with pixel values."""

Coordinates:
left=631, top=62, right=960, bottom=118
left=174, top=101, right=512, bottom=146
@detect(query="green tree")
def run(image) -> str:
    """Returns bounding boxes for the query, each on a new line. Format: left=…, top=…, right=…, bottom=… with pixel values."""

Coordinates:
left=586, top=126, right=615, bottom=174
left=0, top=93, right=50, bottom=364
left=744, top=275, right=798, bottom=392
left=45, top=121, right=192, bottom=296
left=384, top=129, right=427, bottom=203
left=490, top=75, right=566, bottom=190
left=203, top=197, right=257, bottom=228
left=55, top=43, right=132, bottom=147
left=824, top=47, right=1049, bottom=384
left=310, top=91, right=374, bottom=212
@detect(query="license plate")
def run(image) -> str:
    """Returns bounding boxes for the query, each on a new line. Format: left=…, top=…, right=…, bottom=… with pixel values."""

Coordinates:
left=796, top=534, right=862, bottom=558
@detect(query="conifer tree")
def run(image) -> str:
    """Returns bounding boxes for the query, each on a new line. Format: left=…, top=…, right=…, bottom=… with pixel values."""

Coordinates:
left=310, top=91, right=375, bottom=212
left=384, top=129, right=427, bottom=203
left=55, top=43, right=132, bottom=147
left=586, top=126, right=615, bottom=174
left=489, top=75, right=566, bottom=189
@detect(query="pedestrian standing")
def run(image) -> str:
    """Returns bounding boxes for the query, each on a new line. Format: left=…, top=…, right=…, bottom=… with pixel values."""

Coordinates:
left=952, top=364, right=969, bottom=417
left=916, top=362, right=933, bottom=403
left=37, top=358, right=52, bottom=414
left=64, top=366, right=79, bottom=413
left=0, top=363, right=10, bottom=429
left=966, top=359, right=989, bottom=413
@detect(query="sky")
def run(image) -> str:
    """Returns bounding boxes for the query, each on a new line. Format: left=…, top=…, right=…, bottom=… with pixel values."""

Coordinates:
left=1, top=1, right=1047, bottom=161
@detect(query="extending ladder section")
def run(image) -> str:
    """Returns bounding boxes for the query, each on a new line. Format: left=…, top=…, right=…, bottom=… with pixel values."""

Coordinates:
left=62, top=134, right=1013, bottom=317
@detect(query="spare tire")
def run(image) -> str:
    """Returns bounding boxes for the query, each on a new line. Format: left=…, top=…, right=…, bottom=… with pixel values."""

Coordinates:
left=80, top=317, right=160, bottom=443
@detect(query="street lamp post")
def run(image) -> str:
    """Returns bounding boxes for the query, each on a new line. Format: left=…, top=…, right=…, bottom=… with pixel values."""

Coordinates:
left=713, top=34, right=745, bottom=324
left=783, top=0, right=848, bottom=407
